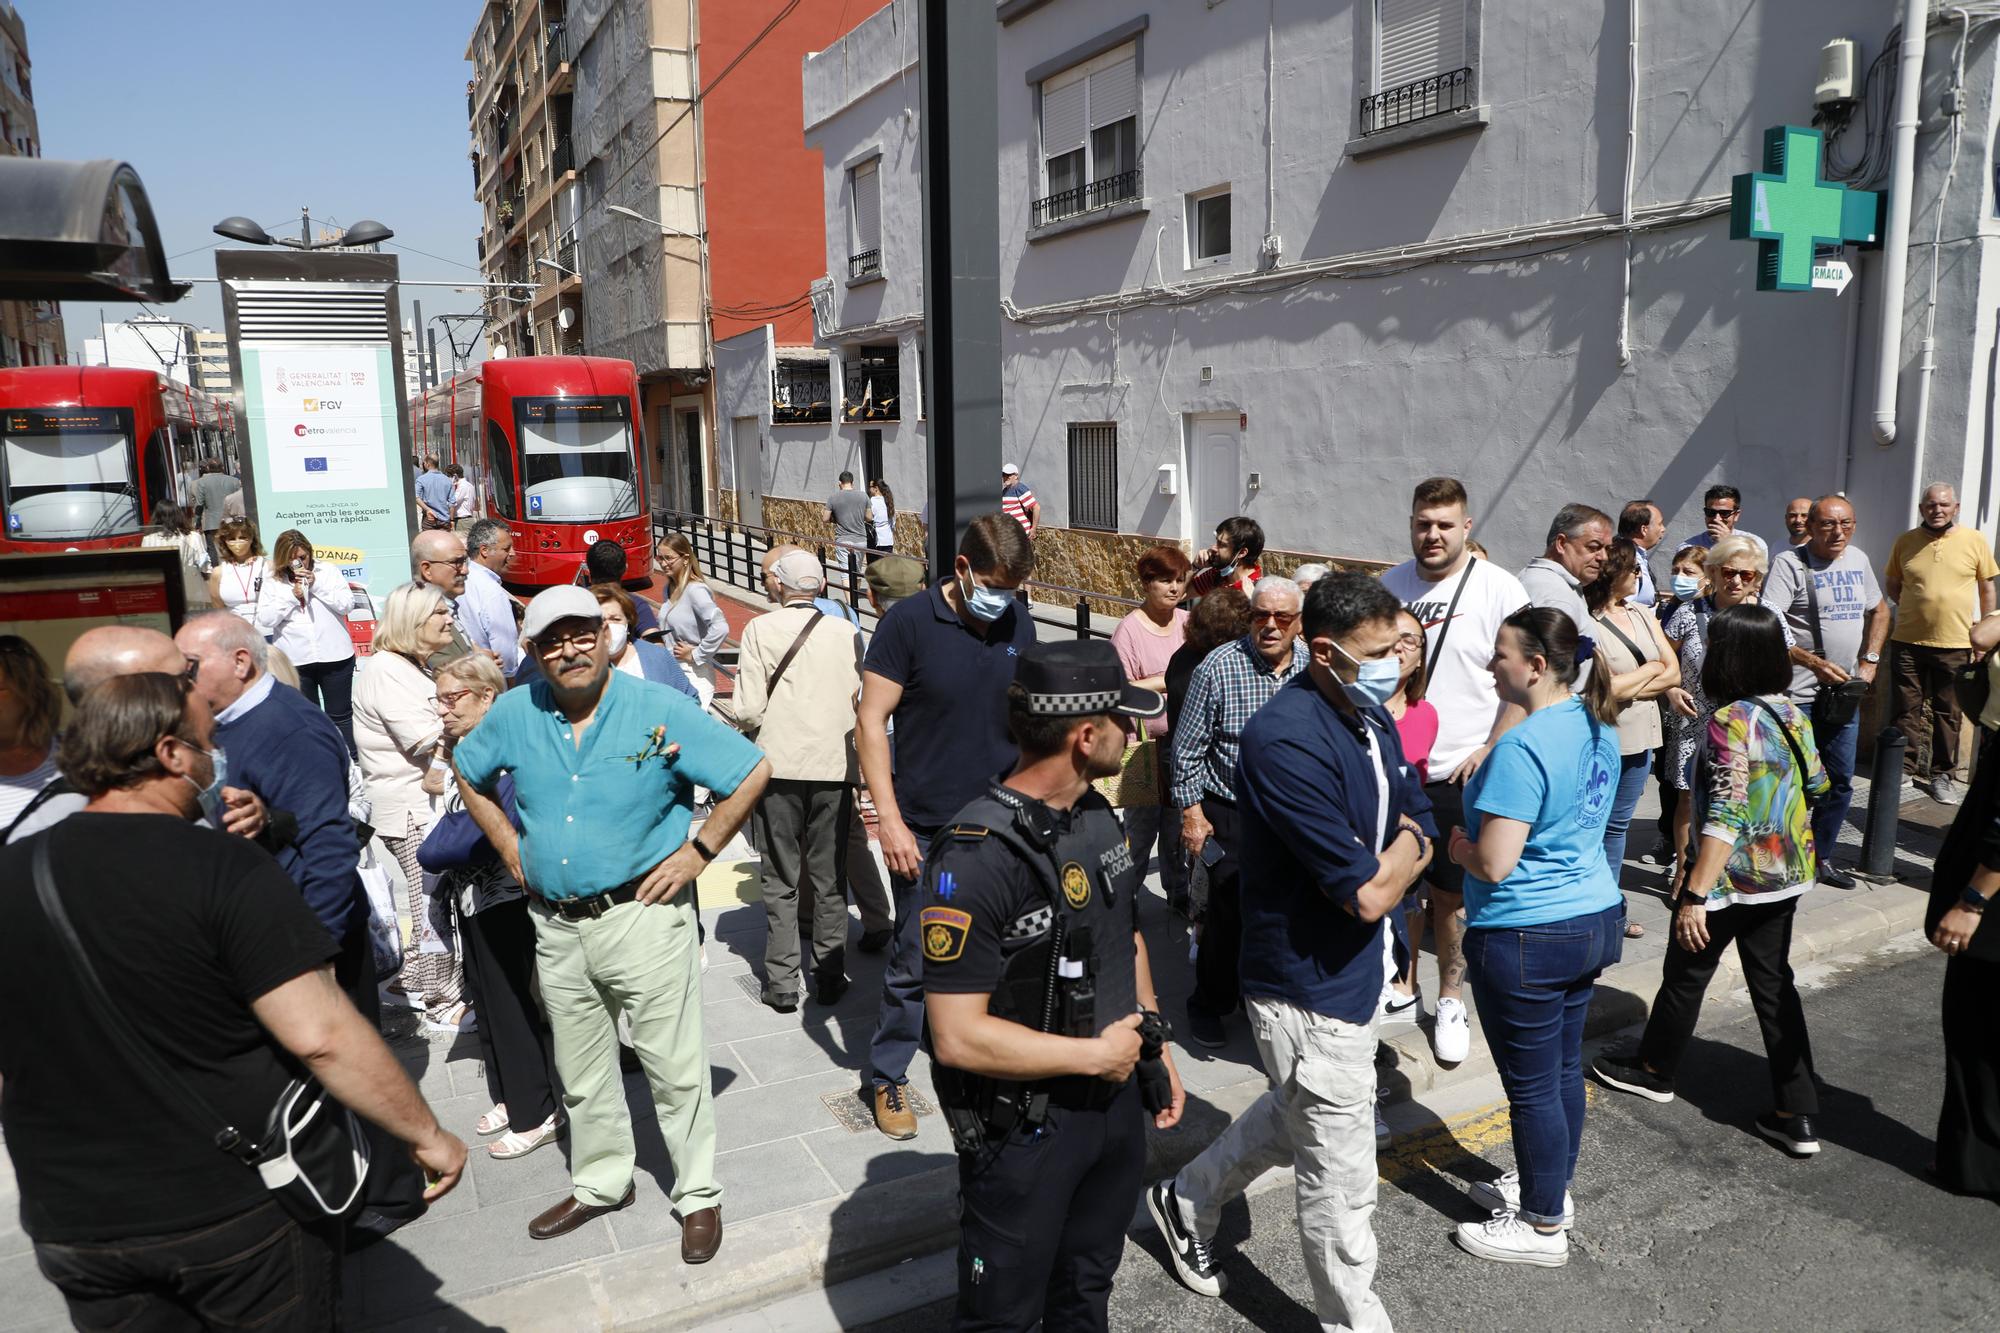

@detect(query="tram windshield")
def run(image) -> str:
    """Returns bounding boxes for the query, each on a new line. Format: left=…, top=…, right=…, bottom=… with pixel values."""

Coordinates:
left=514, top=396, right=640, bottom=523
left=0, top=407, right=141, bottom=541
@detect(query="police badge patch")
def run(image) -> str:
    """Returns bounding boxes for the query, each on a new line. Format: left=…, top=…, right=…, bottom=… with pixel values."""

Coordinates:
left=1060, top=861, right=1091, bottom=909
left=921, top=907, right=972, bottom=962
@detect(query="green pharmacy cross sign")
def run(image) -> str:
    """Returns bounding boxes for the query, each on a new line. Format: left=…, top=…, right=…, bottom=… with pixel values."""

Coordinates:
left=1730, top=125, right=1881, bottom=292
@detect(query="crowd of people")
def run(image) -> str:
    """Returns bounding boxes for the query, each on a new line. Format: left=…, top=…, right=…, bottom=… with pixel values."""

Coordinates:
left=1, top=462, right=1997, bottom=1331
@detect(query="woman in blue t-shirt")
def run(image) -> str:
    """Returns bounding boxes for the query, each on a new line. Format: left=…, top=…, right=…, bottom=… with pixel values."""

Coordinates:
left=1443, top=607, right=1625, bottom=1268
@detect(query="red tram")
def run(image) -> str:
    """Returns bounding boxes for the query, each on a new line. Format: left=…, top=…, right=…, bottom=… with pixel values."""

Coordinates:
left=0, top=367, right=237, bottom=555
left=411, top=356, right=650, bottom=588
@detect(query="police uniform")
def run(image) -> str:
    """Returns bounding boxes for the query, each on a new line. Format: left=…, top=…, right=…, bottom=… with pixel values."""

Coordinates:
left=921, top=642, right=1167, bottom=1333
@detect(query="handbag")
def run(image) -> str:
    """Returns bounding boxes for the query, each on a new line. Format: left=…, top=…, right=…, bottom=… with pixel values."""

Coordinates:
left=1793, top=550, right=1870, bottom=730
left=1092, top=736, right=1161, bottom=808
left=31, top=838, right=371, bottom=1225
left=1955, top=648, right=1995, bottom=725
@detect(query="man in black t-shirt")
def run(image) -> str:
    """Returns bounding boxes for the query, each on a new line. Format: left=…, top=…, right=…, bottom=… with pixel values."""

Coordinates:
left=0, top=673, right=466, bottom=1330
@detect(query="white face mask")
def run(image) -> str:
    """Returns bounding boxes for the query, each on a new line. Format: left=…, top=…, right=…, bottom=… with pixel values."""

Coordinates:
left=606, top=623, right=629, bottom=657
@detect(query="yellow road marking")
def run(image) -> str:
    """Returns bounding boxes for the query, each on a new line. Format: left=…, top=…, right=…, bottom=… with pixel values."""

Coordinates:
left=1377, top=1085, right=1600, bottom=1187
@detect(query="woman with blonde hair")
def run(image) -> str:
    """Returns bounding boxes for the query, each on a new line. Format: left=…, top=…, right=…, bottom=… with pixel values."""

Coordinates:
left=655, top=532, right=728, bottom=706
left=354, top=580, right=468, bottom=1034
left=0, top=636, right=63, bottom=839
left=207, top=517, right=268, bottom=626
left=255, top=528, right=358, bottom=752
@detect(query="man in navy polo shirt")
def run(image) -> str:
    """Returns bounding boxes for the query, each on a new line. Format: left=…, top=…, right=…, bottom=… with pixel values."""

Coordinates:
left=1147, top=573, right=1434, bottom=1330
left=858, top=512, right=1038, bottom=1138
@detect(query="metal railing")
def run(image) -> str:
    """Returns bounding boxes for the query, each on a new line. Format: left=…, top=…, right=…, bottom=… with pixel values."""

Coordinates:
left=545, top=19, right=569, bottom=66
left=651, top=507, right=1135, bottom=645
left=1360, top=66, right=1473, bottom=135
left=552, top=135, right=574, bottom=176
left=847, top=249, right=881, bottom=280
left=1031, top=166, right=1142, bottom=229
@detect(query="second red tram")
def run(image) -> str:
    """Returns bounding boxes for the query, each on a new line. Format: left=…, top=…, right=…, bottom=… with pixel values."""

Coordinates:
left=411, top=356, right=650, bottom=588
left=0, top=366, right=238, bottom=556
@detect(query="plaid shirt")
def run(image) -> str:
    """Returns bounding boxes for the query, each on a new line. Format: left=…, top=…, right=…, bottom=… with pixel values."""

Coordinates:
left=1171, top=635, right=1307, bottom=808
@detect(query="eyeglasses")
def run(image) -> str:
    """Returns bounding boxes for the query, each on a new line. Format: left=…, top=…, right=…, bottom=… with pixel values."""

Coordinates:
left=1250, top=609, right=1299, bottom=627
left=537, top=629, right=600, bottom=658
left=1812, top=518, right=1857, bottom=532
left=1716, top=567, right=1760, bottom=582
left=426, top=555, right=470, bottom=569
left=1702, top=507, right=1738, bottom=520
left=1395, top=632, right=1422, bottom=649
left=180, top=656, right=202, bottom=685
left=434, top=686, right=477, bottom=712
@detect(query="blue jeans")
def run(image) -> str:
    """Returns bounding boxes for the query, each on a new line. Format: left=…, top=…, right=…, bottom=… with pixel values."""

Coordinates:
left=1810, top=711, right=1858, bottom=864
left=868, top=825, right=936, bottom=1088
left=1601, top=749, right=1653, bottom=885
left=1464, top=903, right=1625, bottom=1224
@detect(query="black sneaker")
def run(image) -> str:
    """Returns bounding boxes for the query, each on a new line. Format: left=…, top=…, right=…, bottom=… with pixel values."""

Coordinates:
left=1592, top=1052, right=1675, bottom=1103
left=1818, top=863, right=1858, bottom=889
left=1642, top=837, right=1674, bottom=865
left=1185, top=1001, right=1226, bottom=1049
left=813, top=974, right=850, bottom=1006
left=1145, top=1180, right=1224, bottom=1297
left=1755, top=1112, right=1820, bottom=1157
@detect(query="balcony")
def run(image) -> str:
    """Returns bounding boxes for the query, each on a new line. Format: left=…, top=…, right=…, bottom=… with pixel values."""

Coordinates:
left=1030, top=167, right=1142, bottom=229
left=546, top=20, right=569, bottom=67
left=772, top=361, right=833, bottom=425
left=843, top=348, right=899, bottom=423
left=552, top=135, right=574, bottom=177
left=847, top=249, right=880, bottom=282
left=1360, top=66, right=1474, bottom=136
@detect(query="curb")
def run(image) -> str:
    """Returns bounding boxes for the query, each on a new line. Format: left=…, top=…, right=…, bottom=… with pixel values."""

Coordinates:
left=361, top=884, right=1933, bottom=1331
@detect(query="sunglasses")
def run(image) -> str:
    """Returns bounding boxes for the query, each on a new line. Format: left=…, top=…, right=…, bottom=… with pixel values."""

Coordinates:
left=1716, top=567, right=1760, bottom=582
left=1702, top=507, right=1738, bottom=519
left=1250, top=609, right=1299, bottom=626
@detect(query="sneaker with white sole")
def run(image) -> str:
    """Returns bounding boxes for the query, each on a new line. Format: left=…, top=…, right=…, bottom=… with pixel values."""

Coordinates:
left=1465, top=1169, right=1574, bottom=1229
left=1432, top=996, right=1470, bottom=1064
left=1931, top=774, right=1966, bottom=806
left=1592, top=1052, right=1676, bottom=1103
left=1754, top=1111, right=1821, bottom=1157
left=1145, top=1179, right=1225, bottom=1297
left=1377, top=984, right=1421, bottom=1024
left=1453, top=1211, right=1570, bottom=1267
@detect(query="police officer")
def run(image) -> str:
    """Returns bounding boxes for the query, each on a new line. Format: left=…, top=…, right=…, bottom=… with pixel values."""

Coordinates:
left=923, top=640, right=1185, bottom=1332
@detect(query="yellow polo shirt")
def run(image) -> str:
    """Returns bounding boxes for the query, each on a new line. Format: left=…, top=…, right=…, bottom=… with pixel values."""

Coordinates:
left=1887, top=526, right=2000, bottom=648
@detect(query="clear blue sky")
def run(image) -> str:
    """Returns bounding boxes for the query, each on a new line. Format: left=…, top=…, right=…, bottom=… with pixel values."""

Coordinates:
left=31, top=1, right=486, bottom=362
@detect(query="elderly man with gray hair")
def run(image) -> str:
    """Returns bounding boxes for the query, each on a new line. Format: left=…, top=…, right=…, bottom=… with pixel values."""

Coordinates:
left=1172, top=575, right=1309, bottom=1049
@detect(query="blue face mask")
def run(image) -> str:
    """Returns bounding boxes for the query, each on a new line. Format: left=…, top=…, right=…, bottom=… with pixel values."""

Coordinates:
left=184, top=744, right=227, bottom=826
left=1671, top=573, right=1701, bottom=599
left=959, top=572, right=1014, bottom=623
left=1329, top=638, right=1402, bottom=709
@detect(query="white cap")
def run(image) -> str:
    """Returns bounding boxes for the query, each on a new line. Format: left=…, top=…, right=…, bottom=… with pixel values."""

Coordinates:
left=772, top=549, right=825, bottom=592
left=520, top=584, right=603, bottom=641
left=1001, top=462, right=1020, bottom=476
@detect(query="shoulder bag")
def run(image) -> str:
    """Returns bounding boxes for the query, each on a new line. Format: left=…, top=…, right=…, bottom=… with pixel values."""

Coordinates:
left=30, top=837, right=370, bottom=1224
left=1791, top=550, right=1869, bottom=730
left=732, top=609, right=825, bottom=738
left=1747, top=696, right=1829, bottom=811
left=1422, top=556, right=1480, bottom=682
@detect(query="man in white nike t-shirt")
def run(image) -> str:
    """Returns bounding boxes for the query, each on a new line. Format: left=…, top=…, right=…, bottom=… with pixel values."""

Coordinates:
left=1379, top=476, right=1530, bottom=1064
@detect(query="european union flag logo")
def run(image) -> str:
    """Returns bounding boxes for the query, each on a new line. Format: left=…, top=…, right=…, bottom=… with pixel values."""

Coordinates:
left=936, top=872, right=956, bottom=901
left=304, top=457, right=327, bottom=472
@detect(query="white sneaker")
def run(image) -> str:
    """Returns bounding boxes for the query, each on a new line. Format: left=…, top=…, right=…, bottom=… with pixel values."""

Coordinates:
left=1453, top=1211, right=1570, bottom=1266
left=1931, top=774, right=1966, bottom=806
left=1375, top=1085, right=1392, bottom=1148
left=1377, top=984, right=1421, bottom=1024
left=1465, top=1169, right=1574, bottom=1229
left=1432, top=996, right=1471, bottom=1064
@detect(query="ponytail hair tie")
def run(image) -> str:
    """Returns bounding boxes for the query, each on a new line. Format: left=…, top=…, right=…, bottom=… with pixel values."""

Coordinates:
left=1574, top=635, right=1597, bottom=664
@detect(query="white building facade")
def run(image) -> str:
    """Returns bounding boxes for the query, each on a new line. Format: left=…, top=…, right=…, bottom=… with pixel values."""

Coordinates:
left=717, top=0, right=2000, bottom=579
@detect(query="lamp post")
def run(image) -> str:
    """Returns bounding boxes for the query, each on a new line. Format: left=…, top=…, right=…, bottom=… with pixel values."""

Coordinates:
left=212, top=211, right=395, bottom=251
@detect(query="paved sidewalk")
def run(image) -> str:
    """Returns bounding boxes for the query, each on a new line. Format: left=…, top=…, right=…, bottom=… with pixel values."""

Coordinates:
left=0, top=774, right=1952, bottom=1331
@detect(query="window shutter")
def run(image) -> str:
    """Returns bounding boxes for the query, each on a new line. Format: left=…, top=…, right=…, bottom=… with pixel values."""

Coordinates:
left=1041, top=72, right=1088, bottom=160
left=1377, top=0, right=1464, bottom=91
left=851, top=160, right=880, bottom=253
left=1087, top=51, right=1138, bottom=130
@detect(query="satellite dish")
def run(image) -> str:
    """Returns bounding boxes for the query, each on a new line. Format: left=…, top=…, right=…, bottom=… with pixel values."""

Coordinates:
left=557, top=307, right=576, bottom=331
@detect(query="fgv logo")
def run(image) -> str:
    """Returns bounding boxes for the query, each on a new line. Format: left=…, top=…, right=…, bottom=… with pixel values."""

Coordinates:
left=302, top=398, right=342, bottom=413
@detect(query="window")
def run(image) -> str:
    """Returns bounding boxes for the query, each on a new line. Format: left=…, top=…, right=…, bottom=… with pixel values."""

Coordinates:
left=1364, top=0, right=1473, bottom=133
left=1067, top=424, right=1118, bottom=532
left=848, top=158, right=881, bottom=280
left=773, top=359, right=833, bottom=424
left=486, top=420, right=516, bottom=517
left=1035, top=43, right=1140, bottom=227
left=843, top=345, right=899, bottom=423
left=1187, top=188, right=1231, bottom=265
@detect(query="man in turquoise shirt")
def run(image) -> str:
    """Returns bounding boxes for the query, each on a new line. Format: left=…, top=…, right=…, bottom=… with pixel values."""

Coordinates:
left=455, top=585, right=770, bottom=1263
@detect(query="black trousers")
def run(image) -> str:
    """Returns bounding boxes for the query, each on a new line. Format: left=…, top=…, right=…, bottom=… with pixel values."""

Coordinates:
left=461, top=897, right=561, bottom=1130
left=35, top=1198, right=340, bottom=1332
left=1190, top=799, right=1244, bottom=1017
left=1637, top=896, right=1818, bottom=1114
left=953, top=1080, right=1146, bottom=1332
left=1937, top=953, right=2000, bottom=1197
left=332, top=923, right=426, bottom=1233
left=294, top=658, right=356, bottom=758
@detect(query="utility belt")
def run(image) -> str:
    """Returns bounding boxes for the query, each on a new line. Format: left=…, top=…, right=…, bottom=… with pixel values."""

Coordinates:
left=937, top=1009, right=1174, bottom=1155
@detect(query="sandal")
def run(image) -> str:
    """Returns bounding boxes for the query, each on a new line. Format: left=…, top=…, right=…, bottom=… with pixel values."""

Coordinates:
left=1624, top=920, right=1646, bottom=939
left=476, top=1104, right=509, bottom=1137
left=489, top=1114, right=565, bottom=1160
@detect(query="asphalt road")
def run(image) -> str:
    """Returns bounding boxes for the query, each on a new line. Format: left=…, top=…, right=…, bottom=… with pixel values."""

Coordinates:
left=859, top=941, right=2000, bottom=1331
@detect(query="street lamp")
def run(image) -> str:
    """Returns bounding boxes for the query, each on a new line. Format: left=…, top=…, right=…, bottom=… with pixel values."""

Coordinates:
left=535, top=255, right=575, bottom=277
left=606, top=204, right=703, bottom=240
left=213, top=209, right=395, bottom=251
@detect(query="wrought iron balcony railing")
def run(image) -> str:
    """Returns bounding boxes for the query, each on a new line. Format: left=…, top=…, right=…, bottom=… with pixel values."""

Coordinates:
left=848, top=249, right=880, bottom=281
left=1359, top=66, right=1473, bottom=135
left=1030, top=167, right=1142, bottom=229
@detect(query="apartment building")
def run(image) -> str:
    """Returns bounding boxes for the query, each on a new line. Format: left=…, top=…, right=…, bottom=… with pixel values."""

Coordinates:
left=465, top=0, right=867, bottom=521
left=718, top=0, right=2000, bottom=587
left=194, top=329, right=232, bottom=395
left=0, top=2, right=64, bottom=368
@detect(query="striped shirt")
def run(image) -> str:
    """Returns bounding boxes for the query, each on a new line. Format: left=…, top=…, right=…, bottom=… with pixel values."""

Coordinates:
left=1000, top=482, right=1037, bottom=535
left=1171, top=635, right=1308, bottom=808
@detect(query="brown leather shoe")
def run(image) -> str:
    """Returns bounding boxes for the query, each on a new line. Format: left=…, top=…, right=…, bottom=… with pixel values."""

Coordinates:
left=528, top=1184, right=635, bottom=1240
left=872, top=1082, right=918, bottom=1140
left=681, top=1205, right=723, bottom=1264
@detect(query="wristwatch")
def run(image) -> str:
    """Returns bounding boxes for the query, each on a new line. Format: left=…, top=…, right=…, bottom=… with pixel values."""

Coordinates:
left=689, top=836, right=719, bottom=863
left=1860, top=651, right=1882, bottom=664
left=1960, top=886, right=1990, bottom=915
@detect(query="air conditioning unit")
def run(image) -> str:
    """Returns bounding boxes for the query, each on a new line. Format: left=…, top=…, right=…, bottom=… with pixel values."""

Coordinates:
left=1816, top=38, right=1858, bottom=108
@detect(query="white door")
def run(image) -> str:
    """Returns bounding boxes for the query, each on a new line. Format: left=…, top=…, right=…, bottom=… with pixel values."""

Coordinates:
left=1188, top=412, right=1243, bottom=538
left=731, top=415, right=763, bottom=527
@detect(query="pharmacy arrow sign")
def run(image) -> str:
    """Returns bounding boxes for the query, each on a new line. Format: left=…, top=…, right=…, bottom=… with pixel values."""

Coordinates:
left=1730, top=125, right=1881, bottom=292
left=1811, top=260, right=1853, bottom=294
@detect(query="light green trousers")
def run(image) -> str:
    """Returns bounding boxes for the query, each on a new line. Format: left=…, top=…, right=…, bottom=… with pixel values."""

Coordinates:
left=529, top=895, right=719, bottom=1211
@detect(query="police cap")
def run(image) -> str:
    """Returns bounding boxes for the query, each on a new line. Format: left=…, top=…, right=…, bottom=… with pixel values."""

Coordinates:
left=1015, top=640, right=1165, bottom=719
